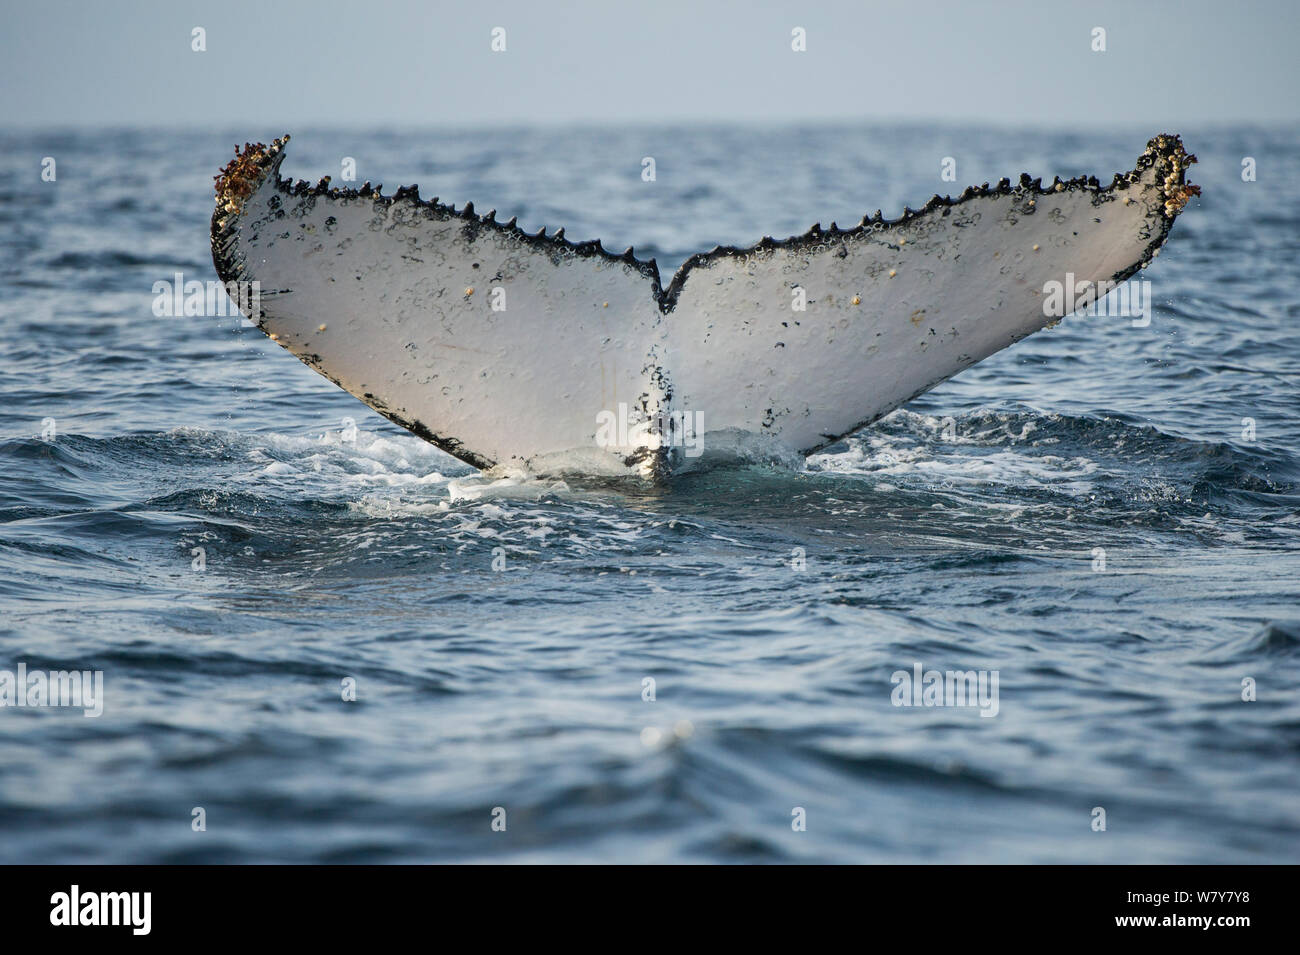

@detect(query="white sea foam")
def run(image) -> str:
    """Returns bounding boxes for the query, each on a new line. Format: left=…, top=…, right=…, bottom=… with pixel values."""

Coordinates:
left=807, top=410, right=1098, bottom=495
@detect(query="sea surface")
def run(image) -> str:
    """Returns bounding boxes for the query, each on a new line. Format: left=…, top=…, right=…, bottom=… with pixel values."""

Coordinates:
left=1, top=124, right=1298, bottom=863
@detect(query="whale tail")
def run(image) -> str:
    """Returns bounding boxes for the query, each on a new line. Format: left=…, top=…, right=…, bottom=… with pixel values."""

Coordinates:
left=211, top=134, right=1196, bottom=481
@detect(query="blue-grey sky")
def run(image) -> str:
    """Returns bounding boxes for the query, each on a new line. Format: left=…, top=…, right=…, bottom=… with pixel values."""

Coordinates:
left=2, top=0, right=1297, bottom=128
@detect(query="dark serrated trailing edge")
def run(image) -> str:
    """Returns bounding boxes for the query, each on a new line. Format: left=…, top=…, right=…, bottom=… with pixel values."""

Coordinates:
left=212, top=133, right=1197, bottom=318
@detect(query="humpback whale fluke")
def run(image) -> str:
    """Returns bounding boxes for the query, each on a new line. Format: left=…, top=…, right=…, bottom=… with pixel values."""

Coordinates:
left=211, top=134, right=1198, bottom=482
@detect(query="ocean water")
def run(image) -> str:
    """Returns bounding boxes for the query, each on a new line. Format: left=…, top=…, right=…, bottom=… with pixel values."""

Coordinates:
left=1, top=124, right=1298, bottom=863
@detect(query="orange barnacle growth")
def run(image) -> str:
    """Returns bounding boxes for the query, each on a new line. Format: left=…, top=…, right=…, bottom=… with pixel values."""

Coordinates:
left=213, top=135, right=290, bottom=218
left=1166, top=181, right=1201, bottom=215
left=1157, top=137, right=1200, bottom=216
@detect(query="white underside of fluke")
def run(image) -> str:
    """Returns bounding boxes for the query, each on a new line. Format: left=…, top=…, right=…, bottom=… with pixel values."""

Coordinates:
left=211, top=135, right=1196, bottom=481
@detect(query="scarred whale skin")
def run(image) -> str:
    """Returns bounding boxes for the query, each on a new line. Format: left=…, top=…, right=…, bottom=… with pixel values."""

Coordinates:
left=210, top=134, right=1197, bottom=481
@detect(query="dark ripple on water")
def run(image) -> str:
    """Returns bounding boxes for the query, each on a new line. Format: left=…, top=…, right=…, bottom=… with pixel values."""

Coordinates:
left=1, top=126, right=1299, bottom=862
